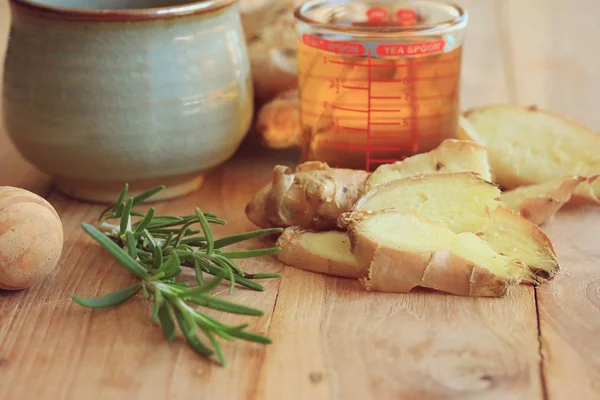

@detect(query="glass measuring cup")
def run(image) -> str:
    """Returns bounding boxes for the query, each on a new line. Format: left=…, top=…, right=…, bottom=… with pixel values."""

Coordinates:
left=294, top=0, right=468, bottom=171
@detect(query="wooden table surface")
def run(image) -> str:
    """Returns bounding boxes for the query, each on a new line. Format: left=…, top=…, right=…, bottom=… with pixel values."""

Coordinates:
left=1, top=1, right=600, bottom=399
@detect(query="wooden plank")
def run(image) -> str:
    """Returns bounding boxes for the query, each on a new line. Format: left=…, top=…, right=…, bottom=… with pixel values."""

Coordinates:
left=0, top=1, right=547, bottom=399
left=459, top=0, right=514, bottom=109
left=0, top=1, right=51, bottom=195
left=500, top=0, right=600, bottom=130
left=256, top=2, right=543, bottom=399
left=258, top=271, right=542, bottom=400
left=0, top=142, right=293, bottom=400
left=538, top=207, right=600, bottom=400
left=502, top=0, right=600, bottom=398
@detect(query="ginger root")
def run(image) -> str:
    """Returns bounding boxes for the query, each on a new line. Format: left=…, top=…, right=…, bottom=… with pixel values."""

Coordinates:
left=256, top=90, right=301, bottom=149
left=246, top=139, right=497, bottom=231
left=245, top=162, right=369, bottom=230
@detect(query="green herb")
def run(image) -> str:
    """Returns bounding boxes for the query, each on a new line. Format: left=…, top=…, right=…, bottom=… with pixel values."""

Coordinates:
left=71, top=184, right=282, bottom=366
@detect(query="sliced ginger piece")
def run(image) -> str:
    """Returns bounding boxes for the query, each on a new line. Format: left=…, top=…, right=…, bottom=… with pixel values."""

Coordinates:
left=461, top=105, right=600, bottom=203
left=365, top=139, right=492, bottom=191
left=477, top=207, right=559, bottom=284
left=352, top=173, right=501, bottom=233
left=501, top=176, right=586, bottom=225
left=346, top=210, right=523, bottom=297
left=245, top=161, right=369, bottom=230
left=345, top=173, right=559, bottom=284
left=573, top=175, right=600, bottom=204
left=276, top=227, right=360, bottom=278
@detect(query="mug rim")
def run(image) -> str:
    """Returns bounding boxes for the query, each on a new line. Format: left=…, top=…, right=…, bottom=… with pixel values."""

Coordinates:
left=9, top=0, right=237, bottom=21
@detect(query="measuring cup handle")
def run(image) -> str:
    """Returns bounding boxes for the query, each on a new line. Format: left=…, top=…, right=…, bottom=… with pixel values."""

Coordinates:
left=255, top=89, right=302, bottom=150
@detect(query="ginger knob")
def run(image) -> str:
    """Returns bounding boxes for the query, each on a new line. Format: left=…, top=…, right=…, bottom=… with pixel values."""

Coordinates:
left=0, top=187, right=63, bottom=290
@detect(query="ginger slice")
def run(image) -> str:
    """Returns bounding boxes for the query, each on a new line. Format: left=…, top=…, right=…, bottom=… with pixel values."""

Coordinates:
left=245, top=161, right=369, bottom=230
left=477, top=207, right=559, bottom=284
left=347, top=173, right=559, bottom=283
left=276, top=227, right=360, bottom=278
left=501, top=176, right=586, bottom=225
left=346, top=210, right=523, bottom=297
left=365, top=139, right=493, bottom=191
left=461, top=105, right=600, bottom=203
left=573, top=175, right=600, bottom=204
left=352, top=173, right=501, bottom=233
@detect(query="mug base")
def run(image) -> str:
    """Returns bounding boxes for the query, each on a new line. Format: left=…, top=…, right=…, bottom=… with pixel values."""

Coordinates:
left=54, top=173, right=205, bottom=204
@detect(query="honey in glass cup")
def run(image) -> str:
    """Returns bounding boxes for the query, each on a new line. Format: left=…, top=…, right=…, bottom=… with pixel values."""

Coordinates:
left=294, top=0, right=468, bottom=170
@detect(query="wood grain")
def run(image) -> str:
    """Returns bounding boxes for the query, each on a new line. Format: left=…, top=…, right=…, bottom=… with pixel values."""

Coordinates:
left=500, top=0, right=600, bottom=130
left=2, top=0, right=600, bottom=398
left=539, top=207, right=600, bottom=400
left=501, top=1, right=600, bottom=398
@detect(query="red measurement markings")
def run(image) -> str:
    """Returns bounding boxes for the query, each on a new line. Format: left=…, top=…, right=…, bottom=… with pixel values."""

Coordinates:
left=377, top=40, right=445, bottom=56
left=338, top=126, right=368, bottom=132
left=371, top=146, right=405, bottom=151
left=301, top=74, right=458, bottom=82
left=370, top=121, right=404, bottom=126
left=371, top=74, right=458, bottom=83
left=370, top=92, right=455, bottom=100
left=331, top=104, right=369, bottom=113
left=300, top=98, right=365, bottom=107
left=366, top=49, right=373, bottom=170
left=302, top=34, right=365, bottom=55
left=328, top=60, right=423, bottom=68
left=342, top=85, right=368, bottom=90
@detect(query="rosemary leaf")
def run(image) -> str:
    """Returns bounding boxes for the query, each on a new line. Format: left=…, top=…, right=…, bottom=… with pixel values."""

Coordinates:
left=152, top=246, right=164, bottom=270
left=199, top=326, right=225, bottom=367
left=195, top=208, right=214, bottom=254
left=82, top=223, right=149, bottom=279
left=132, top=185, right=165, bottom=206
left=125, top=231, right=138, bottom=259
left=185, top=293, right=264, bottom=316
left=213, top=228, right=283, bottom=249
left=71, top=282, right=142, bottom=309
left=160, top=253, right=182, bottom=279
left=134, top=207, right=155, bottom=233
left=193, top=257, right=204, bottom=287
left=228, top=329, right=272, bottom=344
left=158, top=302, right=177, bottom=342
left=113, top=183, right=129, bottom=216
left=152, top=289, right=163, bottom=323
left=173, top=306, right=213, bottom=357
left=246, top=272, right=283, bottom=279
left=219, top=247, right=282, bottom=259
left=119, top=198, right=134, bottom=236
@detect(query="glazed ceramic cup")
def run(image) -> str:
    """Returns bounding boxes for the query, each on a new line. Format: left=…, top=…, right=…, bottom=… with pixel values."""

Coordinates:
left=3, top=0, right=253, bottom=202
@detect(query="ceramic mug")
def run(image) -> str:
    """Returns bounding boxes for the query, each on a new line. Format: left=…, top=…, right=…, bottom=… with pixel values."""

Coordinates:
left=2, top=0, right=253, bottom=202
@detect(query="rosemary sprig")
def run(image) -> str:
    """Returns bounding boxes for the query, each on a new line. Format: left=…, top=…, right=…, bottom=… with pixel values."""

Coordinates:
left=72, top=184, right=282, bottom=366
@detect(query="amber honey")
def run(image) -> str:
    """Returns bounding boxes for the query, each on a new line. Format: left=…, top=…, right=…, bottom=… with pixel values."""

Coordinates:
left=296, top=36, right=462, bottom=170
